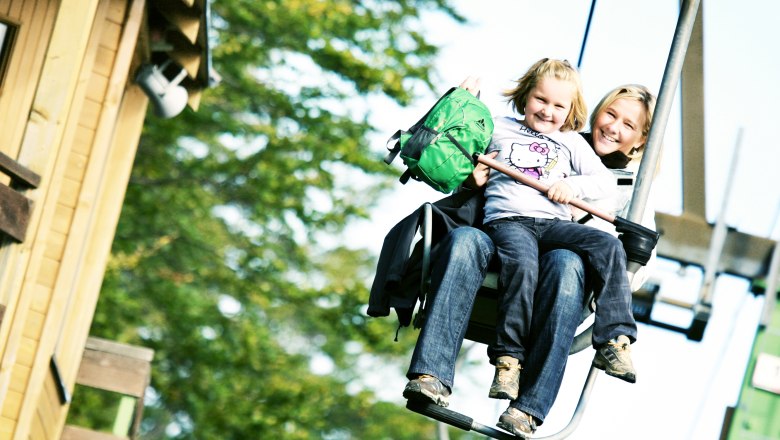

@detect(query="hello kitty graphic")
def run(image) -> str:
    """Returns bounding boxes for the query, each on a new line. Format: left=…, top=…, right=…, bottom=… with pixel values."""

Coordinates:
left=507, top=141, right=559, bottom=180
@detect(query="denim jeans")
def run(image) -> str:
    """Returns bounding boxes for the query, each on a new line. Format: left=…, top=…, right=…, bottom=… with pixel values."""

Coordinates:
left=406, top=226, right=588, bottom=423
left=407, top=227, right=495, bottom=390
left=511, top=248, right=585, bottom=423
left=484, top=216, right=637, bottom=362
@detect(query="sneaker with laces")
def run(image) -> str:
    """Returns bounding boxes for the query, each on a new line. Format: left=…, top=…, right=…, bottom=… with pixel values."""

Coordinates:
left=593, top=335, right=636, bottom=383
left=403, top=374, right=451, bottom=407
left=497, top=407, right=537, bottom=439
left=488, top=356, right=521, bottom=400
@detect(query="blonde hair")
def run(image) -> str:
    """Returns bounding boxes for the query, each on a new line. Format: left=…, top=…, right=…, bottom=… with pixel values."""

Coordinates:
left=503, top=58, right=587, bottom=132
left=590, top=84, right=657, bottom=161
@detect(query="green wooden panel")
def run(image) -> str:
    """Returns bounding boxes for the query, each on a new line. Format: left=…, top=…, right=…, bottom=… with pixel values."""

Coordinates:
left=727, top=302, right=780, bottom=439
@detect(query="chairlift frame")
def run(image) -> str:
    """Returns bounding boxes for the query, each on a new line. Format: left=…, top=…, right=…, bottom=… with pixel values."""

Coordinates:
left=403, top=0, right=702, bottom=437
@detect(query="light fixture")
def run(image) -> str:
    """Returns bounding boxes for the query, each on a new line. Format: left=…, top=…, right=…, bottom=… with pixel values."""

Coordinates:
left=135, top=60, right=189, bottom=119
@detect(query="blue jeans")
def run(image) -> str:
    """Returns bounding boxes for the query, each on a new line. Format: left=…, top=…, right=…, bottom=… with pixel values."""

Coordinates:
left=406, top=226, right=586, bottom=423
left=484, top=216, right=637, bottom=362
left=511, top=248, right=585, bottom=423
left=407, top=227, right=495, bottom=390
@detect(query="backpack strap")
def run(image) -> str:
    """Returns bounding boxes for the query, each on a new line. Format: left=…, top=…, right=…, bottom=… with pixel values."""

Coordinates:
left=384, top=87, right=460, bottom=165
left=399, top=168, right=427, bottom=184
left=445, top=132, right=478, bottom=166
left=384, top=129, right=403, bottom=164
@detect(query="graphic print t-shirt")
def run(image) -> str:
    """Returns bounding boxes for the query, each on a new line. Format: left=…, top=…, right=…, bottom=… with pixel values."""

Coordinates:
left=483, top=116, right=616, bottom=223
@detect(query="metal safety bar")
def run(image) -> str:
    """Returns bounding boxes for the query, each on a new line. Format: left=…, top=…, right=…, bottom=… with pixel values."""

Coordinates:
left=406, top=400, right=517, bottom=440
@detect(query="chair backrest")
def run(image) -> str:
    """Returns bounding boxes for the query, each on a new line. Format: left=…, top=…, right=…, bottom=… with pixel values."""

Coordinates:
left=463, top=273, right=499, bottom=345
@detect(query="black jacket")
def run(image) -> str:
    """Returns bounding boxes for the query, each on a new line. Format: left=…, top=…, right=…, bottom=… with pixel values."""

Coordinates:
left=367, top=189, right=485, bottom=326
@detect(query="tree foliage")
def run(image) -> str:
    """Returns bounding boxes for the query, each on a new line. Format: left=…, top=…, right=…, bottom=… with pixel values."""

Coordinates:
left=71, top=0, right=482, bottom=438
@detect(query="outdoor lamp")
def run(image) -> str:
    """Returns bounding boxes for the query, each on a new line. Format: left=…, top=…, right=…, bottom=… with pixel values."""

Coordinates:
left=135, top=60, right=189, bottom=119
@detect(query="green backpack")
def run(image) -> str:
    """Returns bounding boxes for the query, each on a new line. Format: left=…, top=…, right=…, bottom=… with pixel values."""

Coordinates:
left=384, top=87, right=494, bottom=193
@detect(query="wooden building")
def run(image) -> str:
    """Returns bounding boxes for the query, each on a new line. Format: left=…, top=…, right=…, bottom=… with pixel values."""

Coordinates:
left=0, top=0, right=212, bottom=438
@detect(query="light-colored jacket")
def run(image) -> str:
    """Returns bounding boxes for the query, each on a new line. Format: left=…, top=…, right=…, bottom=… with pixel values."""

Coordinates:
left=576, top=161, right=657, bottom=291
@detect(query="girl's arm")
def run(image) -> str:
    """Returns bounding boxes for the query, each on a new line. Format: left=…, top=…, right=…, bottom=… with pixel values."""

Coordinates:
left=462, top=151, right=498, bottom=189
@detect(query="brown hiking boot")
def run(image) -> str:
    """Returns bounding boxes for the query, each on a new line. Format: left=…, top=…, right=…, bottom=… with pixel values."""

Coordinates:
left=497, top=407, right=537, bottom=439
left=488, top=356, right=521, bottom=400
left=403, top=374, right=451, bottom=407
left=593, top=335, right=637, bottom=383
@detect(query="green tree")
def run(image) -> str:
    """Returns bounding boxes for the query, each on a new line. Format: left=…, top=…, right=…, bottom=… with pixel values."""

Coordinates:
left=71, top=0, right=483, bottom=438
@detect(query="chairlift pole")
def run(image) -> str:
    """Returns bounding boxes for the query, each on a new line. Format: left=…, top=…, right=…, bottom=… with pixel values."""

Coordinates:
left=759, top=208, right=780, bottom=328
left=688, top=129, right=743, bottom=340
left=577, top=0, right=597, bottom=69
left=627, top=0, right=701, bottom=223
left=760, top=241, right=780, bottom=327
left=699, top=128, right=743, bottom=303
left=761, top=210, right=780, bottom=327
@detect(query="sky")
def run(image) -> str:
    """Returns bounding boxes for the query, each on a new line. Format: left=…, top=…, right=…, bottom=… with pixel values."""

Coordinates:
left=348, top=1, right=780, bottom=439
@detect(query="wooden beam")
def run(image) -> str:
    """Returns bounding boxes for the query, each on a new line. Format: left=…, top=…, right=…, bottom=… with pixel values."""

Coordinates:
left=0, top=1, right=57, bottom=158
left=61, top=425, right=124, bottom=440
left=55, top=83, right=152, bottom=438
left=75, top=339, right=153, bottom=397
left=84, top=337, right=154, bottom=362
left=0, top=184, right=31, bottom=242
left=0, top=151, right=41, bottom=189
left=0, top=0, right=101, bottom=418
left=50, top=0, right=148, bottom=379
left=14, top=1, right=147, bottom=439
left=47, top=0, right=151, bottom=435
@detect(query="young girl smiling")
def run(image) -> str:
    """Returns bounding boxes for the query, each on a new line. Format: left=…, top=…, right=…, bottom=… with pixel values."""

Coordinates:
left=480, top=59, right=638, bottom=437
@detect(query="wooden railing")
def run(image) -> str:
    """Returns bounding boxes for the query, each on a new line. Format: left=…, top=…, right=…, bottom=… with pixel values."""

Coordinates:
left=61, top=337, right=154, bottom=440
left=0, top=150, right=40, bottom=242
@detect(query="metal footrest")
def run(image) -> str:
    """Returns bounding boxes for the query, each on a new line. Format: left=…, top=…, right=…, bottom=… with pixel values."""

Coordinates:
left=405, top=400, right=517, bottom=439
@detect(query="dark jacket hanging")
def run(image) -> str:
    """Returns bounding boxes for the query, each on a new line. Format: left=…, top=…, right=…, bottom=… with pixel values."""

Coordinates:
left=368, top=188, right=485, bottom=326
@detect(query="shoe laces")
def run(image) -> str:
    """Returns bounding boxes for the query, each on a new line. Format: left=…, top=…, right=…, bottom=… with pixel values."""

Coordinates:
left=608, top=336, right=631, bottom=352
left=496, top=359, right=521, bottom=382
